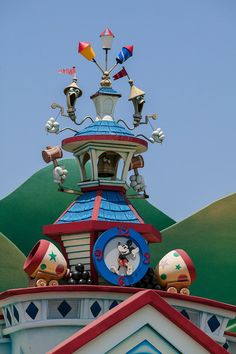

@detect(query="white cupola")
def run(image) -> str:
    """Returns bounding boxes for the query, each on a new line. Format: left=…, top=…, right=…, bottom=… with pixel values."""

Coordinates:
left=90, top=86, right=121, bottom=121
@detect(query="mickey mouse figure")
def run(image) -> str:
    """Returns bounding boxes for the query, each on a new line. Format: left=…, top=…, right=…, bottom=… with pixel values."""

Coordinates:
left=110, top=240, right=139, bottom=276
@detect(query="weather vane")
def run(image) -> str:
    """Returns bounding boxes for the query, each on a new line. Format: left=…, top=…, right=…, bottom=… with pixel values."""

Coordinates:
left=43, top=28, right=165, bottom=198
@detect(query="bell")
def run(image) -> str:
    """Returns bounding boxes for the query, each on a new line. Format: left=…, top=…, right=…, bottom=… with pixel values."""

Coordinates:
left=64, top=79, right=83, bottom=121
left=98, top=152, right=120, bottom=177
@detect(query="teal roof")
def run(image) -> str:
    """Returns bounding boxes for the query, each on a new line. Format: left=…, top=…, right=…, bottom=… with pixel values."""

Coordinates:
left=56, top=190, right=141, bottom=224
left=97, top=87, right=120, bottom=95
left=75, top=120, right=134, bottom=137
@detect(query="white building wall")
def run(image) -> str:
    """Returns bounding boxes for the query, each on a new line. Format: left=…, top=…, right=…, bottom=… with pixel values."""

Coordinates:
left=11, top=326, right=81, bottom=354
left=0, top=319, right=11, bottom=354
left=61, top=233, right=91, bottom=271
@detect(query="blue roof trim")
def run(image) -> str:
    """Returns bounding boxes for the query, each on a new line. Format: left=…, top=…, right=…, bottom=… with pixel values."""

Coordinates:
left=75, top=120, right=134, bottom=137
left=98, top=191, right=140, bottom=223
left=56, top=190, right=141, bottom=224
left=56, top=191, right=96, bottom=224
left=97, top=87, right=120, bottom=95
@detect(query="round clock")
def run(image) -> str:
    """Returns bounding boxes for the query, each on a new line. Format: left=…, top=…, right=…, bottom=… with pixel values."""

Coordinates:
left=93, top=227, right=150, bottom=286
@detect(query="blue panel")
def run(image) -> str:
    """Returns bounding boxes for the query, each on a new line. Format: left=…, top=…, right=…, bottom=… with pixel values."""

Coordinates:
left=180, top=309, right=190, bottom=320
left=69, top=200, right=94, bottom=212
left=98, top=191, right=140, bottom=224
left=207, top=315, right=221, bottom=332
left=90, top=301, right=101, bottom=317
left=57, top=190, right=141, bottom=224
left=6, top=308, right=12, bottom=325
left=13, top=305, right=19, bottom=322
left=57, top=300, right=72, bottom=317
left=223, top=342, right=229, bottom=350
left=109, top=300, right=118, bottom=310
left=97, top=87, right=120, bottom=95
left=26, top=302, right=38, bottom=320
left=57, top=191, right=96, bottom=224
left=75, top=120, right=134, bottom=137
left=126, top=340, right=162, bottom=354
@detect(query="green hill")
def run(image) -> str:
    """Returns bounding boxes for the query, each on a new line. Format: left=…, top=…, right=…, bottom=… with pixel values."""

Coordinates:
left=0, top=159, right=175, bottom=256
left=227, top=322, right=236, bottom=333
left=0, top=232, right=28, bottom=291
left=149, top=193, right=236, bottom=305
left=1, top=160, right=235, bottom=307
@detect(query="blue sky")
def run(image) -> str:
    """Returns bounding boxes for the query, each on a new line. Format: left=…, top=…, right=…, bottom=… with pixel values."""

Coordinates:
left=0, top=0, right=235, bottom=221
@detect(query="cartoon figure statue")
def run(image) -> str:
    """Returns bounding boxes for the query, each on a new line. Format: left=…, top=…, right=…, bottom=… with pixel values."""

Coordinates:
left=110, top=240, right=139, bottom=276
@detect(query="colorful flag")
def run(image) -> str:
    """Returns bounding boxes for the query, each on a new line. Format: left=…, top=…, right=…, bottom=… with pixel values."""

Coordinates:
left=58, top=67, right=76, bottom=75
left=116, top=45, right=133, bottom=64
left=113, top=67, right=128, bottom=80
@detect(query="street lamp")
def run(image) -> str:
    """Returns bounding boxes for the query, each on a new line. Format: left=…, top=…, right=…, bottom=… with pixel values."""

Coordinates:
left=100, top=28, right=115, bottom=70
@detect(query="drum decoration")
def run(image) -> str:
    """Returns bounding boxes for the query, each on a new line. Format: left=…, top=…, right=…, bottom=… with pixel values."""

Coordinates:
left=155, top=249, right=196, bottom=295
left=24, top=240, right=70, bottom=287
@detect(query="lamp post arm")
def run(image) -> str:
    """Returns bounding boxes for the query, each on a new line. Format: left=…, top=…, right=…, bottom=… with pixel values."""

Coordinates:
left=51, top=102, right=95, bottom=128
left=108, top=62, right=118, bottom=75
left=51, top=103, right=69, bottom=118
left=58, top=186, right=83, bottom=196
left=58, top=127, right=78, bottom=134
left=73, top=116, right=95, bottom=126
left=135, top=134, right=155, bottom=143
left=92, top=59, right=105, bottom=74
left=139, top=114, right=158, bottom=127
left=116, top=119, right=135, bottom=131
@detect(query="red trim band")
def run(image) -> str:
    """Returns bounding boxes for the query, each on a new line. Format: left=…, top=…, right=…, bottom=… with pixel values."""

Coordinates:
left=47, top=289, right=228, bottom=354
left=0, top=286, right=236, bottom=313
left=177, top=249, right=196, bottom=282
left=43, top=220, right=161, bottom=243
left=90, top=232, right=98, bottom=283
left=124, top=194, right=144, bottom=224
left=23, top=240, right=50, bottom=276
left=62, top=135, right=147, bottom=151
left=225, top=331, right=236, bottom=338
left=92, top=190, right=102, bottom=220
left=54, top=200, right=76, bottom=224
left=81, top=185, right=126, bottom=194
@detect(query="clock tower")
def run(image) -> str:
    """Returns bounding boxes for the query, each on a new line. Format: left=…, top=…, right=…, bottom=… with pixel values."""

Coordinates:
left=43, top=28, right=165, bottom=285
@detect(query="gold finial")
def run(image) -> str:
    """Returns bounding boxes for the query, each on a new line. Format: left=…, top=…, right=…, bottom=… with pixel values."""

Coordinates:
left=100, top=71, right=112, bottom=87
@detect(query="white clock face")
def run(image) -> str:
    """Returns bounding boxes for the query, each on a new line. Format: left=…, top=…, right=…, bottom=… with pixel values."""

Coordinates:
left=93, top=227, right=150, bottom=286
left=103, top=237, right=140, bottom=276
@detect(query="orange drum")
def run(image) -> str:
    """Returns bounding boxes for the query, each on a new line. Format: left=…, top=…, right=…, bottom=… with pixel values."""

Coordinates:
left=24, top=240, right=69, bottom=287
left=155, top=249, right=196, bottom=294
